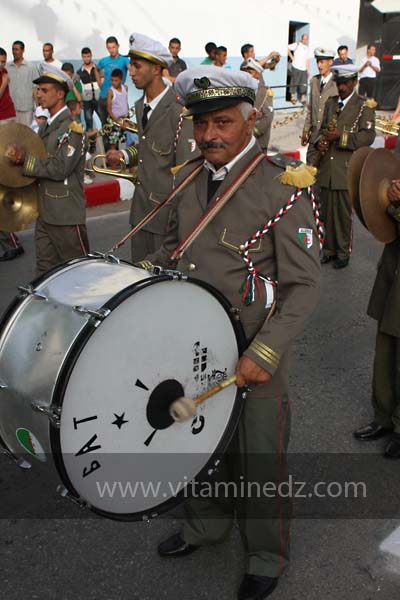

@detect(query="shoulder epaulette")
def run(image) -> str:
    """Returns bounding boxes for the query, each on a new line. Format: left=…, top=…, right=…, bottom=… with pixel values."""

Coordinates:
left=266, top=88, right=274, bottom=97
left=364, top=98, right=377, bottom=109
left=267, top=154, right=316, bottom=187
left=69, top=121, right=84, bottom=135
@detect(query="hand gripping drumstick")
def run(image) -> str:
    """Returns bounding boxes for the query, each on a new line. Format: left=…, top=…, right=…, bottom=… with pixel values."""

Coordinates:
left=169, top=375, right=237, bottom=422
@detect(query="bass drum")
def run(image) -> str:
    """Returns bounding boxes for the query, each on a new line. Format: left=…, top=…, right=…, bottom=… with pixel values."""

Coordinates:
left=0, top=255, right=246, bottom=520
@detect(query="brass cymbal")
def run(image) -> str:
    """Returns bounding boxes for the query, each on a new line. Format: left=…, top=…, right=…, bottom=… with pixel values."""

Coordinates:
left=0, top=183, right=38, bottom=232
left=359, top=148, right=400, bottom=244
left=0, top=122, right=46, bottom=188
left=347, top=146, right=373, bottom=230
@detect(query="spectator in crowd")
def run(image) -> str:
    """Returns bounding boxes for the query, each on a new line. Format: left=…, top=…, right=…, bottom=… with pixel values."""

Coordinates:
left=0, top=46, right=24, bottom=261
left=77, top=47, right=101, bottom=151
left=62, top=62, right=83, bottom=109
left=97, top=36, right=130, bottom=126
left=106, top=68, right=129, bottom=150
left=288, top=33, right=310, bottom=105
left=201, top=42, right=217, bottom=65
left=359, top=44, right=381, bottom=100
left=30, top=105, right=49, bottom=133
left=164, top=38, right=187, bottom=84
left=332, top=45, right=353, bottom=65
left=240, top=43, right=280, bottom=72
left=7, top=40, right=39, bottom=126
left=42, top=42, right=62, bottom=68
left=213, top=46, right=231, bottom=69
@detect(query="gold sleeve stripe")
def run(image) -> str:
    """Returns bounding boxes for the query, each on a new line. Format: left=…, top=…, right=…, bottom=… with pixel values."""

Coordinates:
left=252, top=339, right=281, bottom=360
left=249, top=340, right=281, bottom=369
left=25, top=155, right=36, bottom=174
left=136, top=260, right=153, bottom=270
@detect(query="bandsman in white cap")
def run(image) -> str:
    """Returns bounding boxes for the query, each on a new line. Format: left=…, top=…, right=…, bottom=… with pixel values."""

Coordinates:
left=316, top=64, right=376, bottom=269
left=106, top=32, right=198, bottom=262
left=301, top=48, right=338, bottom=165
left=6, top=62, right=89, bottom=274
left=241, top=57, right=274, bottom=153
left=137, top=65, right=321, bottom=600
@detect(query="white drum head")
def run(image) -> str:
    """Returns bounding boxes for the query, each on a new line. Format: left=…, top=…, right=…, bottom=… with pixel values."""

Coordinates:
left=53, top=277, right=245, bottom=519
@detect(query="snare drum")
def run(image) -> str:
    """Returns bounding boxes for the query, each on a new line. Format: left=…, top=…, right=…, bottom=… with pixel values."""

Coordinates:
left=0, top=255, right=246, bottom=520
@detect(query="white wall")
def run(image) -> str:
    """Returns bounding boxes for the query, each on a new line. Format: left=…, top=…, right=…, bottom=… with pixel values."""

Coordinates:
left=1, top=0, right=360, bottom=60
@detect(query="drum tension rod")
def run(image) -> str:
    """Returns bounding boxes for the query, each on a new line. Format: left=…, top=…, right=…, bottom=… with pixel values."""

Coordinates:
left=17, top=285, right=48, bottom=301
left=31, top=401, right=61, bottom=428
left=73, top=305, right=111, bottom=327
left=151, top=266, right=188, bottom=280
left=57, top=485, right=89, bottom=509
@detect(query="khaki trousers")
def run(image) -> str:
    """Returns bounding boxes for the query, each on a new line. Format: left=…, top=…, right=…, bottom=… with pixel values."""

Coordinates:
left=182, top=392, right=291, bottom=578
left=372, top=329, right=400, bottom=434
left=35, top=218, right=89, bottom=276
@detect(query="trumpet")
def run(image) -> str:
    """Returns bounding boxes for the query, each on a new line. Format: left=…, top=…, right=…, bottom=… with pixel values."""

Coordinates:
left=375, top=117, right=399, bottom=137
left=116, top=118, right=138, bottom=133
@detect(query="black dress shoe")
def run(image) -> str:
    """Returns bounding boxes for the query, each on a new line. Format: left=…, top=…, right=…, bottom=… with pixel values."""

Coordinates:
left=384, top=433, right=400, bottom=459
left=0, top=246, right=24, bottom=262
left=333, top=257, right=349, bottom=269
left=238, top=574, right=278, bottom=600
left=353, top=422, right=392, bottom=441
left=320, top=254, right=335, bottom=264
left=157, top=533, right=199, bottom=558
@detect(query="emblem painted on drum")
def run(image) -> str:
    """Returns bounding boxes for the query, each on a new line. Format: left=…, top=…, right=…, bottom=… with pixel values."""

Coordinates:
left=15, top=428, right=46, bottom=461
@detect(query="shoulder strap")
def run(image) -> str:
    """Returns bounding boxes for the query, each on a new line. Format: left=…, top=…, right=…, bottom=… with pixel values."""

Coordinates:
left=170, top=152, right=265, bottom=260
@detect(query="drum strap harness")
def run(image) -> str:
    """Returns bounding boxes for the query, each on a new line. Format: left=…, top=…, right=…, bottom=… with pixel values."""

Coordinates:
left=110, top=153, right=324, bottom=306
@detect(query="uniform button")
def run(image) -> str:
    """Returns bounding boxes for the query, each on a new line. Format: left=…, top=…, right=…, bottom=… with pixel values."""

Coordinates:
left=139, top=159, right=143, bottom=163
left=239, top=244, right=246, bottom=251
left=330, top=157, right=334, bottom=160
left=136, top=180, right=141, bottom=185
left=188, top=263, right=196, bottom=271
left=318, top=108, right=322, bottom=111
left=141, top=135, right=146, bottom=140
left=395, top=269, right=399, bottom=275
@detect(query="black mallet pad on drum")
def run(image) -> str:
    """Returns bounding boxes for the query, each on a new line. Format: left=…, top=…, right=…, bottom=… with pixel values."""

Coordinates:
left=146, top=379, right=185, bottom=429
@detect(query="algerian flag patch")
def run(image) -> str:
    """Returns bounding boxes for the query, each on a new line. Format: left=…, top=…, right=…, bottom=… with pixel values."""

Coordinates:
left=16, top=428, right=46, bottom=461
left=298, top=228, right=313, bottom=248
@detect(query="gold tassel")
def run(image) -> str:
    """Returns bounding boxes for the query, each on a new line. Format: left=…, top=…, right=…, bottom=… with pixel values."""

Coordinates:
left=364, top=98, right=377, bottom=109
left=277, top=164, right=317, bottom=188
left=69, top=121, right=84, bottom=134
left=171, top=160, right=189, bottom=176
left=267, top=88, right=274, bottom=97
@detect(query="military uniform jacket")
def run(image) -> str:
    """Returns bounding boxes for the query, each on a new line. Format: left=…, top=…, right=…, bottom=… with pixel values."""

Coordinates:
left=254, top=83, right=274, bottom=151
left=127, top=87, right=197, bottom=234
left=303, top=74, right=338, bottom=144
left=367, top=201, right=400, bottom=337
left=316, top=93, right=375, bottom=190
left=146, top=144, right=321, bottom=396
left=23, top=108, right=87, bottom=226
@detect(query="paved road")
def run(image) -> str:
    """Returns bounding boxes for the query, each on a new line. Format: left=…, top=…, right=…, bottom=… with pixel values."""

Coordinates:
left=1, top=206, right=399, bottom=600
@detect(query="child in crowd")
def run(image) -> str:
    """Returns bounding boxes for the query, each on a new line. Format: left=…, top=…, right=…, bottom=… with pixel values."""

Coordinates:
left=106, top=68, right=129, bottom=149
left=62, top=63, right=83, bottom=119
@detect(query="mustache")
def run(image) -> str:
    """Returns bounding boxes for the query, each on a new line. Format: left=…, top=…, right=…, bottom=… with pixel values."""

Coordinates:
left=198, top=141, right=228, bottom=150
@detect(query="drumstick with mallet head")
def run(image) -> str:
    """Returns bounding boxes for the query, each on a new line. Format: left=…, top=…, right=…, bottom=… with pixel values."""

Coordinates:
left=169, top=375, right=237, bottom=422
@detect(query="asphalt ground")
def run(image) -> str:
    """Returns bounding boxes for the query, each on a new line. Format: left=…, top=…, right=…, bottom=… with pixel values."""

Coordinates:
left=1, top=110, right=399, bottom=599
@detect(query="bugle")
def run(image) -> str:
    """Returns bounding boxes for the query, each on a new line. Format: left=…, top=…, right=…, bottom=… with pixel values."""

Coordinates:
left=91, top=152, right=138, bottom=182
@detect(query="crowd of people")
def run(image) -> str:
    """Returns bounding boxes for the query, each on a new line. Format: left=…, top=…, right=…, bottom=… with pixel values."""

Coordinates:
left=0, top=29, right=400, bottom=600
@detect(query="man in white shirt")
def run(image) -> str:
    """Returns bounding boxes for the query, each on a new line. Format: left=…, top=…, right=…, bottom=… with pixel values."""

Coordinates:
left=358, top=44, right=381, bottom=99
left=7, top=40, right=39, bottom=126
left=42, top=43, right=62, bottom=69
left=288, top=33, right=310, bottom=105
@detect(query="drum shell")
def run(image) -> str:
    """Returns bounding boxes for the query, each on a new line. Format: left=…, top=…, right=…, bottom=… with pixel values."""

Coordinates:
left=0, top=257, right=149, bottom=459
